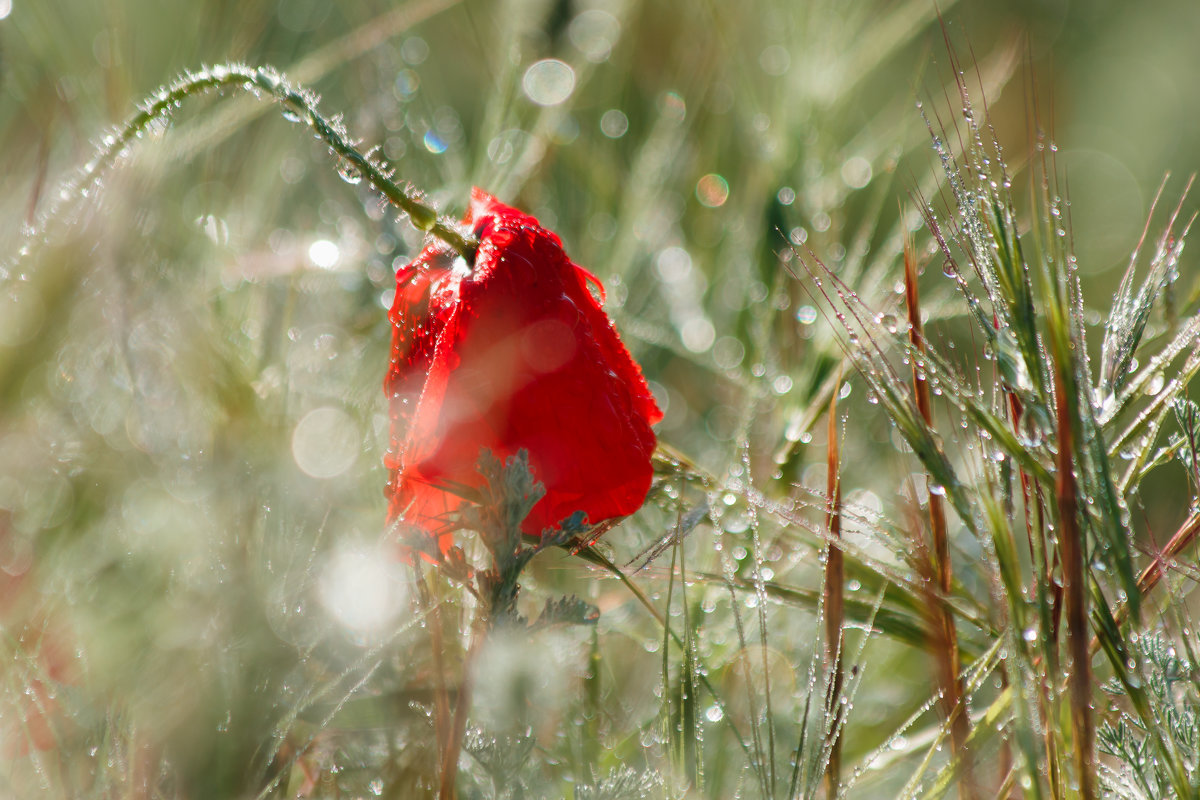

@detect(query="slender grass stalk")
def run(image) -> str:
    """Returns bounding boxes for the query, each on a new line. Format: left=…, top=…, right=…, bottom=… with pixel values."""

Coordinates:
left=414, top=568, right=455, bottom=788
left=1094, top=510, right=1200, bottom=655
left=1053, top=361, right=1095, bottom=800
left=822, top=371, right=845, bottom=798
left=439, top=612, right=482, bottom=800
left=903, top=236, right=977, bottom=798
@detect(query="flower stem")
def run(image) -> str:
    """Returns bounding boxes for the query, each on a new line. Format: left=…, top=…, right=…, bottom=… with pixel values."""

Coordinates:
left=32, top=63, right=478, bottom=266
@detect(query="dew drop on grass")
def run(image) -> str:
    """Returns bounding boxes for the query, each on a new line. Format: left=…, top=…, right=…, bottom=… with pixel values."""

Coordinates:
left=423, top=131, right=447, bottom=154
left=840, top=156, right=872, bottom=189
left=523, top=59, right=576, bottom=106
left=599, top=109, right=629, bottom=138
left=795, top=305, right=818, bottom=325
left=308, top=239, right=340, bottom=269
left=695, top=173, right=729, bottom=207
left=568, top=9, right=621, bottom=63
left=336, top=158, right=362, bottom=184
left=292, top=406, right=358, bottom=479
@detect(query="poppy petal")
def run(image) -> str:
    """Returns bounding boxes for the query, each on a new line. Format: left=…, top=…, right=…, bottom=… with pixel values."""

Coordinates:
left=386, top=189, right=661, bottom=549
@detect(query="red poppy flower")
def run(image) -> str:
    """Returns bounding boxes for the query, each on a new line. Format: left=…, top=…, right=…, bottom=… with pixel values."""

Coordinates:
left=384, top=189, right=662, bottom=552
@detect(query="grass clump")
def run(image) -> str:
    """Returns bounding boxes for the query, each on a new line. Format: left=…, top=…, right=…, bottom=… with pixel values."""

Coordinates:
left=4, top=3, right=1200, bottom=798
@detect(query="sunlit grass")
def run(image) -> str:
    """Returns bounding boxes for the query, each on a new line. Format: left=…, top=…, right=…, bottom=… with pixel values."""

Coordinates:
left=4, top=1, right=1200, bottom=798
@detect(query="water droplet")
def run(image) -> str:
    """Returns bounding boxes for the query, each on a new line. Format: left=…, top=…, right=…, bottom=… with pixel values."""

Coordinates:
left=394, top=69, right=420, bottom=98
left=423, top=131, right=447, bottom=154
left=336, top=158, right=362, bottom=184
left=568, top=9, right=621, bottom=63
left=599, top=108, right=629, bottom=138
left=696, top=173, right=729, bottom=208
left=522, top=59, right=576, bottom=106
left=292, top=406, right=358, bottom=479
left=308, top=239, right=340, bottom=269
left=400, top=36, right=429, bottom=65
left=841, top=156, right=872, bottom=189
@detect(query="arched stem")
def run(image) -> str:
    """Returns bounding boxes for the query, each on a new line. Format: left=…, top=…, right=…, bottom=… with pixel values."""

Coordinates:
left=29, top=63, right=478, bottom=266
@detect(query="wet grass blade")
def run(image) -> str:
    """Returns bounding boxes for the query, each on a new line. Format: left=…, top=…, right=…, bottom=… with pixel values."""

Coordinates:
left=904, top=235, right=978, bottom=798
left=823, top=372, right=845, bottom=797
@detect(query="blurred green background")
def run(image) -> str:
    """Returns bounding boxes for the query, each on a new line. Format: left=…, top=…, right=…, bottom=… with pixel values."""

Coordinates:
left=3, top=0, right=1200, bottom=796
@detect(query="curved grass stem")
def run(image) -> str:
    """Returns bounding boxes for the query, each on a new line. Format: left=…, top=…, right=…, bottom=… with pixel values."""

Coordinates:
left=22, top=63, right=478, bottom=270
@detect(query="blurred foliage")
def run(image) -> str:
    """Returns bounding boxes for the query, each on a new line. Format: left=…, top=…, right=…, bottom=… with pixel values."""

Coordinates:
left=4, top=0, right=1200, bottom=798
